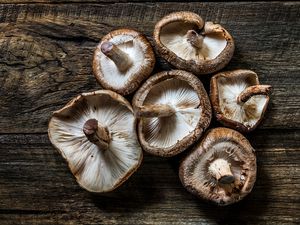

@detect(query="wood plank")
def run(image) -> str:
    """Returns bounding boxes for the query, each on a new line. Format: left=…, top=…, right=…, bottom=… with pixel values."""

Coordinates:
left=1, top=0, right=107, bottom=2
left=1, top=0, right=167, bottom=3
left=1, top=0, right=299, bottom=3
left=0, top=0, right=240, bottom=3
left=0, top=2, right=299, bottom=133
left=0, top=130, right=299, bottom=224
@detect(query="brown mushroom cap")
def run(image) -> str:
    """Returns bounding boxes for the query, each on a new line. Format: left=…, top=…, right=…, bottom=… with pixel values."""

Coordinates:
left=210, top=69, right=272, bottom=132
left=153, top=11, right=234, bottom=75
left=132, top=70, right=212, bottom=157
left=48, top=90, right=143, bottom=193
left=179, top=127, right=256, bottom=206
left=93, top=29, right=155, bottom=95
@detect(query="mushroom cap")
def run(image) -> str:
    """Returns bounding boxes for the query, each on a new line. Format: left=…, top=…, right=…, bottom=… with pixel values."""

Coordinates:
left=153, top=11, right=234, bottom=75
left=133, top=70, right=212, bottom=157
left=210, top=69, right=271, bottom=132
left=179, top=127, right=256, bottom=206
left=93, top=29, right=155, bottom=95
left=48, top=90, right=143, bottom=193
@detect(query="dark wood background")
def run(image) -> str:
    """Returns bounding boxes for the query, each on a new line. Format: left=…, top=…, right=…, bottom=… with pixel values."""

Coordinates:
left=0, top=1, right=299, bottom=224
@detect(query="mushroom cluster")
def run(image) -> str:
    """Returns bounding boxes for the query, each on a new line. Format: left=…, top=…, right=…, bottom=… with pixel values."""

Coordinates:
left=48, top=11, right=272, bottom=206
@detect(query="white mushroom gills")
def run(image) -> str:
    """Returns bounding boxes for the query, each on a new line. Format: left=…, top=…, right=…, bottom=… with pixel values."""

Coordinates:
left=139, top=78, right=202, bottom=149
left=237, top=85, right=272, bottom=105
left=217, top=76, right=270, bottom=128
left=48, top=91, right=143, bottom=192
left=101, top=41, right=133, bottom=72
left=83, top=118, right=111, bottom=150
left=208, top=158, right=235, bottom=184
left=160, top=22, right=227, bottom=61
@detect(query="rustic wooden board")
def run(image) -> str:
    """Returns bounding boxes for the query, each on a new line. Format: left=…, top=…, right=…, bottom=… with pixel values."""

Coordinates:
left=0, top=130, right=299, bottom=225
left=0, top=0, right=230, bottom=3
left=0, top=2, right=299, bottom=225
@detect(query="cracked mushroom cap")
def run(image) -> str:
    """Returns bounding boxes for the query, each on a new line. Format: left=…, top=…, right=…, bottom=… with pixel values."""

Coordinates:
left=179, top=127, right=256, bottom=206
left=48, top=90, right=143, bottom=193
left=93, top=29, right=155, bottom=95
left=210, top=69, right=272, bottom=132
left=132, top=70, right=212, bottom=157
left=154, top=11, right=234, bottom=75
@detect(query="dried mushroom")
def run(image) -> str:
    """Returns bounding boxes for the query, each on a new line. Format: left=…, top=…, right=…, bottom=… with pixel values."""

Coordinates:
left=93, top=29, right=155, bottom=95
left=132, top=70, right=212, bottom=157
left=154, top=11, right=234, bottom=75
left=179, top=127, right=256, bottom=206
left=48, top=90, right=143, bottom=193
left=210, top=69, right=272, bottom=132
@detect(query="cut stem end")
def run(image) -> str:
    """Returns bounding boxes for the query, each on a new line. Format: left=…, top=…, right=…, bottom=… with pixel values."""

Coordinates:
left=100, top=41, right=133, bottom=72
left=83, top=118, right=110, bottom=150
left=209, top=158, right=235, bottom=184
left=186, top=30, right=204, bottom=49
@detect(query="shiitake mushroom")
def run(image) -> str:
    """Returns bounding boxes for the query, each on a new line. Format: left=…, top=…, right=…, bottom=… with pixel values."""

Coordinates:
left=210, top=69, right=272, bottom=132
left=132, top=70, right=211, bottom=157
left=154, top=11, right=234, bottom=75
left=179, top=127, right=257, bottom=206
left=48, top=90, right=143, bottom=193
left=93, top=29, right=155, bottom=95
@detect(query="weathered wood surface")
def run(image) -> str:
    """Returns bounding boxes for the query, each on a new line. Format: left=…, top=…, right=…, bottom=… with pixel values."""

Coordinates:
left=0, top=131, right=299, bottom=225
left=0, top=2, right=299, bottom=225
left=0, top=0, right=240, bottom=3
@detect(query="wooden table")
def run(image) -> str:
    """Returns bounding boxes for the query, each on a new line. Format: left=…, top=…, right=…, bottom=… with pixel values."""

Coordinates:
left=0, top=1, right=299, bottom=224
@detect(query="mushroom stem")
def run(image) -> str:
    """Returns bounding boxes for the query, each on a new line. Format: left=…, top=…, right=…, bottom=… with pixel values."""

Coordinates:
left=237, top=85, right=272, bottom=104
left=101, top=41, right=133, bottom=72
left=209, top=158, right=235, bottom=184
left=186, top=30, right=204, bottom=49
left=83, top=118, right=111, bottom=150
left=135, top=104, right=176, bottom=118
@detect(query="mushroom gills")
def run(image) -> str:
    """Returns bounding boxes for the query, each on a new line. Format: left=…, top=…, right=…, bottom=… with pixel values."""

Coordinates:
left=197, top=142, right=247, bottom=195
left=141, top=78, right=201, bottom=148
left=179, top=128, right=256, bottom=205
left=218, top=78, right=268, bottom=128
left=160, top=22, right=227, bottom=61
left=99, top=37, right=146, bottom=88
left=49, top=92, right=142, bottom=192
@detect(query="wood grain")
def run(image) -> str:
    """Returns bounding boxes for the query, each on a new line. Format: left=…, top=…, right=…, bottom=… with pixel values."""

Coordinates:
left=0, top=2, right=299, bottom=225
left=0, top=0, right=233, bottom=3
left=0, top=130, right=299, bottom=225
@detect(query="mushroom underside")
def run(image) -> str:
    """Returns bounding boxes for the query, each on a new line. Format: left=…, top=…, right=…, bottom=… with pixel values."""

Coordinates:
left=49, top=94, right=142, bottom=192
left=140, top=78, right=202, bottom=149
left=217, top=78, right=268, bottom=128
left=98, top=35, right=148, bottom=89
left=160, top=22, right=227, bottom=61
left=187, top=141, right=253, bottom=204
